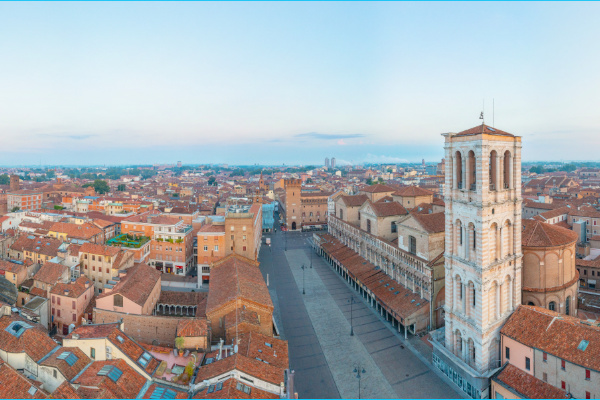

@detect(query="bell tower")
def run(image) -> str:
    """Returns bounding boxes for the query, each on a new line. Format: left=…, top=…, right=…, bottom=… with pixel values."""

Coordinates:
left=432, top=123, right=522, bottom=399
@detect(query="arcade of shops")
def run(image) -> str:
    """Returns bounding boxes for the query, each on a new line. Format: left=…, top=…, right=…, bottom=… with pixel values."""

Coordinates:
left=314, top=233, right=430, bottom=338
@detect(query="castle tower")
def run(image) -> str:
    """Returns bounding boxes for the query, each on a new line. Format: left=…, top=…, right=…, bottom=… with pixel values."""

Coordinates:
left=431, top=124, right=522, bottom=399
left=284, top=178, right=302, bottom=231
left=9, top=175, right=19, bottom=192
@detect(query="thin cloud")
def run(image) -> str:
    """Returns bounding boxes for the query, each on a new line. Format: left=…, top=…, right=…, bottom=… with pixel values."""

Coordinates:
left=294, top=132, right=367, bottom=140
left=36, top=133, right=98, bottom=140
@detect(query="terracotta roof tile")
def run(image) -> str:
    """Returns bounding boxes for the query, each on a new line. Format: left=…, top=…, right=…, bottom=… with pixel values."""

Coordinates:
left=454, top=123, right=514, bottom=137
left=493, top=363, right=567, bottom=399
left=33, top=261, right=69, bottom=285
left=72, top=359, right=147, bottom=399
left=206, top=255, right=272, bottom=315
left=96, top=263, right=160, bottom=307
left=522, top=219, right=578, bottom=247
left=501, top=305, right=600, bottom=371
left=393, top=186, right=434, bottom=197
left=40, top=346, right=91, bottom=381
left=0, top=360, right=48, bottom=398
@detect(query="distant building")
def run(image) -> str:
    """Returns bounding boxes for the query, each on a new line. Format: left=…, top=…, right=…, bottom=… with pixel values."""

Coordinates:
left=7, top=190, right=42, bottom=212
left=325, top=157, right=330, bottom=168
left=177, top=161, right=182, bottom=168
left=331, top=157, right=336, bottom=169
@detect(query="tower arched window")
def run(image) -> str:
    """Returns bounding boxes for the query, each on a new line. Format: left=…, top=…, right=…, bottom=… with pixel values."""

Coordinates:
left=549, top=301, right=556, bottom=311
left=455, top=151, right=463, bottom=189
left=503, top=150, right=512, bottom=189
left=489, top=150, right=498, bottom=191
left=566, top=296, right=571, bottom=315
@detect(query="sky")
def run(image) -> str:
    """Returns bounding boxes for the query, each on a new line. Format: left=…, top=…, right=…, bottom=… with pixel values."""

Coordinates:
left=1, top=1, right=600, bottom=166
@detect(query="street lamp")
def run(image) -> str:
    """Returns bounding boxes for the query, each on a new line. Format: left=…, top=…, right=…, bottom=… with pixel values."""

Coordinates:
left=348, top=295, right=357, bottom=336
left=310, top=242, right=313, bottom=269
left=300, top=264, right=306, bottom=295
left=353, top=363, right=366, bottom=399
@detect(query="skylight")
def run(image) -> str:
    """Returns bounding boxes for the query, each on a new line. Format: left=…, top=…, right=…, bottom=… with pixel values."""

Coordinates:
left=138, top=352, right=152, bottom=367
left=578, top=340, right=589, bottom=351
left=116, top=335, right=124, bottom=343
left=97, top=365, right=123, bottom=382
left=5, top=321, right=32, bottom=338
left=28, top=387, right=37, bottom=396
left=265, top=342, right=272, bottom=348
left=57, top=352, right=79, bottom=366
left=149, top=386, right=177, bottom=399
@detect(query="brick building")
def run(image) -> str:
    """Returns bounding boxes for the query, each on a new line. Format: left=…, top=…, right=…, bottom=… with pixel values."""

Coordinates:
left=206, top=254, right=273, bottom=342
left=283, top=178, right=330, bottom=231
left=7, top=190, right=42, bottom=212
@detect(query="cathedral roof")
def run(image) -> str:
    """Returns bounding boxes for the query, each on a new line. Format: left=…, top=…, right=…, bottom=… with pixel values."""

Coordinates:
left=521, top=219, right=578, bottom=248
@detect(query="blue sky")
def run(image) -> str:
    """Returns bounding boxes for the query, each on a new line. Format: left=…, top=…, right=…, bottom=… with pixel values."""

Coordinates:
left=1, top=2, right=599, bottom=166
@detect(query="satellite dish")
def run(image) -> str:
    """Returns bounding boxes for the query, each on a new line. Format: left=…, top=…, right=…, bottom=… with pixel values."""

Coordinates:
left=234, top=345, right=238, bottom=354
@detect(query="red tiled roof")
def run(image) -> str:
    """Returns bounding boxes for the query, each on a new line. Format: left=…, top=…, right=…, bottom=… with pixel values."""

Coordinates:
left=359, top=184, right=397, bottom=193
left=393, top=186, right=434, bottom=197
left=0, top=360, right=48, bottom=398
left=454, top=123, right=514, bottom=137
left=52, top=381, right=80, bottom=399
left=41, top=347, right=91, bottom=381
left=72, top=359, right=147, bottom=399
left=79, top=242, right=120, bottom=257
left=193, top=377, right=278, bottom=399
left=493, top=363, right=567, bottom=399
left=50, top=222, right=102, bottom=240
left=177, top=318, right=208, bottom=337
left=206, top=255, right=272, bottom=315
left=501, top=305, right=600, bottom=372
left=0, top=315, right=58, bottom=362
left=368, top=201, right=408, bottom=218
left=33, top=261, right=69, bottom=285
left=521, top=219, right=578, bottom=248
left=410, top=212, right=445, bottom=233
left=340, top=194, right=368, bottom=207
left=96, top=263, right=160, bottom=307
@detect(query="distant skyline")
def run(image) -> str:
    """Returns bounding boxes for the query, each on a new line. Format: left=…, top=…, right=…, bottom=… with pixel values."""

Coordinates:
left=1, top=2, right=600, bottom=165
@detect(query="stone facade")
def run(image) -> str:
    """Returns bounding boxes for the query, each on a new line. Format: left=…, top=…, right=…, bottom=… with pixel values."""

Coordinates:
left=522, top=228, right=578, bottom=316
left=431, top=124, right=523, bottom=399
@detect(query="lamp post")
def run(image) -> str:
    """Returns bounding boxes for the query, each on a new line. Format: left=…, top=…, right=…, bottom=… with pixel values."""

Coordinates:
left=300, top=264, right=306, bottom=295
left=353, top=363, right=366, bottom=399
left=348, top=295, right=356, bottom=336
left=310, top=241, right=313, bottom=269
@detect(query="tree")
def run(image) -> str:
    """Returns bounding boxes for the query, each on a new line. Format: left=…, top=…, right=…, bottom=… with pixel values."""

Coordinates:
left=306, top=178, right=313, bottom=184
left=0, top=174, right=9, bottom=185
left=208, top=176, right=217, bottom=186
left=117, top=184, right=126, bottom=191
left=11, top=206, right=20, bottom=212
left=86, top=179, right=110, bottom=194
left=378, top=177, right=385, bottom=184
left=175, top=337, right=185, bottom=355
left=54, top=205, right=64, bottom=210
left=45, top=170, right=55, bottom=179
left=184, top=360, right=195, bottom=377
